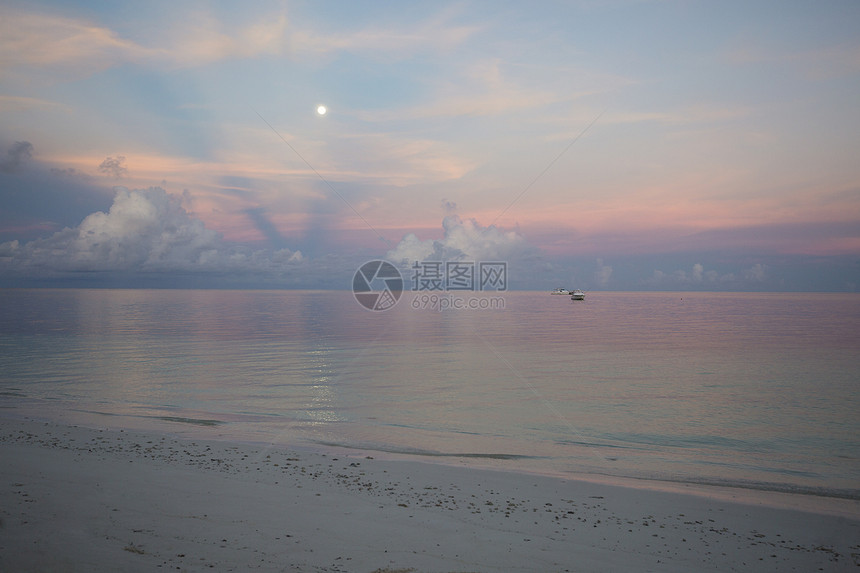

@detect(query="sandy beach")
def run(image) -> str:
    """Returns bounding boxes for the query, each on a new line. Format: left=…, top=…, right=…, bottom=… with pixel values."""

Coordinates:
left=1, top=417, right=857, bottom=572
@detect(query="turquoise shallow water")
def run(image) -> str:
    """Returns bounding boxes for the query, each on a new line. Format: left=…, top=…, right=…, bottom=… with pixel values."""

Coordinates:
left=1, top=289, right=858, bottom=498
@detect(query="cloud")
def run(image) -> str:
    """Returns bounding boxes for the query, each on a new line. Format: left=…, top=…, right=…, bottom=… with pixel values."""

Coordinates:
left=0, top=141, right=34, bottom=173
left=98, top=155, right=127, bottom=178
left=288, top=8, right=479, bottom=61
left=0, top=187, right=303, bottom=275
left=0, top=7, right=289, bottom=77
left=0, top=5, right=474, bottom=77
left=386, top=215, right=531, bottom=265
left=353, top=58, right=579, bottom=123
left=0, top=95, right=69, bottom=113
left=726, top=39, right=860, bottom=81
left=0, top=143, right=112, bottom=242
left=691, top=262, right=704, bottom=282
left=742, top=263, right=766, bottom=282
left=594, top=258, right=613, bottom=287
left=644, top=262, right=747, bottom=288
left=0, top=11, right=146, bottom=75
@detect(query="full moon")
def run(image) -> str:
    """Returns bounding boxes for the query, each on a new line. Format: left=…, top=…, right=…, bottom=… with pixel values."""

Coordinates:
left=316, top=105, right=327, bottom=115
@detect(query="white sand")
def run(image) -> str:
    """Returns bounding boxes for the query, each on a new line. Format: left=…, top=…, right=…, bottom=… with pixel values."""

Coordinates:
left=1, top=417, right=858, bottom=572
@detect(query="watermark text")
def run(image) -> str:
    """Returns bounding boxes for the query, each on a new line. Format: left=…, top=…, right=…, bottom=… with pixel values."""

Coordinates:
left=410, top=293, right=506, bottom=311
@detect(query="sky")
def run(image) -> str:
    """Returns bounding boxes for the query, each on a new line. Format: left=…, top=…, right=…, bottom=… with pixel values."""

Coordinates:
left=1, top=0, right=858, bottom=291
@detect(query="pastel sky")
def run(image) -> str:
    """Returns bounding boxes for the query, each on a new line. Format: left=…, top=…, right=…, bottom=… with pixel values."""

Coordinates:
left=1, top=0, right=858, bottom=290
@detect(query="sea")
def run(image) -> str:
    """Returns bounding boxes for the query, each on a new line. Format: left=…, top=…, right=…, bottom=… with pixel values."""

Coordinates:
left=1, top=289, right=858, bottom=500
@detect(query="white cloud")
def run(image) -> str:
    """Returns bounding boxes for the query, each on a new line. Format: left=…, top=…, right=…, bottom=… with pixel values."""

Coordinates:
left=0, top=8, right=291, bottom=76
left=0, top=11, right=147, bottom=75
left=0, top=95, right=70, bottom=113
left=691, top=263, right=704, bottom=282
left=288, top=8, right=479, bottom=61
left=386, top=215, right=530, bottom=265
left=594, top=258, right=613, bottom=286
left=0, top=187, right=303, bottom=274
left=743, top=263, right=766, bottom=282
left=0, top=5, right=478, bottom=77
left=645, top=263, right=739, bottom=287
left=355, top=59, right=562, bottom=122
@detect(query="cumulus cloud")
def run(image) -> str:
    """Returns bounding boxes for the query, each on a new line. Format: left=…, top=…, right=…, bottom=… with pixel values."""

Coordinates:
left=643, top=262, right=772, bottom=288
left=742, top=263, right=766, bottom=282
left=0, top=141, right=33, bottom=173
left=594, top=258, right=613, bottom=287
left=691, top=262, right=704, bottom=282
left=384, top=215, right=546, bottom=290
left=0, top=187, right=303, bottom=275
left=387, top=215, right=531, bottom=265
left=670, top=263, right=734, bottom=285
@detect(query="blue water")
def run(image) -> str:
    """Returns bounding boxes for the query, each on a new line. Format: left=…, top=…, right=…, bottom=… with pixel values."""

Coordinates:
left=1, top=289, right=858, bottom=498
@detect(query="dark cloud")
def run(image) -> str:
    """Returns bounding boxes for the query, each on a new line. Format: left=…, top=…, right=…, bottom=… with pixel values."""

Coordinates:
left=0, top=141, right=34, bottom=173
left=679, top=222, right=860, bottom=254
left=49, top=167, right=90, bottom=179
left=0, top=143, right=113, bottom=243
left=98, top=155, right=127, bottom=178
left=244, top=206, right=290, bottom=250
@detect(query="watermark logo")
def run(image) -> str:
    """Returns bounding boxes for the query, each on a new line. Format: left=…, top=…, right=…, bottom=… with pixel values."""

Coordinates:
left=352, top=260, right=403, bottom=311
left=352, top=259, right=507, bottom=311
left=411, top=261, right=507, bottom=292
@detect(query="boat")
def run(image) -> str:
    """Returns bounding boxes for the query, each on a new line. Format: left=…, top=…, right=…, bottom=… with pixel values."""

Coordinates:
left=570, top=289, right=585, bottom=300
left=550, top=287, right=569, bottom=295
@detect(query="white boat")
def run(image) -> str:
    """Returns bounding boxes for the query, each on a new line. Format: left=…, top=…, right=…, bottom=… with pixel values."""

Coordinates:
left=570, top=289, right=585, bottom=300
left=550, top=287, right=569, bottom=295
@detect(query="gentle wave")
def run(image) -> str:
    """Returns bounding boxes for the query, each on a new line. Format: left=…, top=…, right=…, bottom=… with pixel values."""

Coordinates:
left=153, top=416, right=224, bottom=427
left=69, top=409, right=225, bottom=427
left=315, top=440, right=537, bottom=460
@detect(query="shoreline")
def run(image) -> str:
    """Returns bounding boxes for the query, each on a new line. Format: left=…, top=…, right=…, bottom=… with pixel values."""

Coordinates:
left=2, top=416, right=858, bottom=572
left=310, top=440, right=860, bottom=518
left=9, top=406, right=859, bottom=516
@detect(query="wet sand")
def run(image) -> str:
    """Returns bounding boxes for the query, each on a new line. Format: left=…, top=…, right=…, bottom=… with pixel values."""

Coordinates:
left=1, top=417, right=857, bottom=572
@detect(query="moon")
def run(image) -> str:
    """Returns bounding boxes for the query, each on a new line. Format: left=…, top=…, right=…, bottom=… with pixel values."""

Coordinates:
left=316, top=105, right=327, bottom=116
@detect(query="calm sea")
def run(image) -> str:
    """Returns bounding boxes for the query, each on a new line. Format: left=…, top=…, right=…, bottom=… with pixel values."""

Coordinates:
left=1, top=289, right=858, bottom=498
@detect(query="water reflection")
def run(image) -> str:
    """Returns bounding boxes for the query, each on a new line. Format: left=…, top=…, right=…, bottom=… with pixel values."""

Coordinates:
left=1, top=289, right=858, bottom=494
